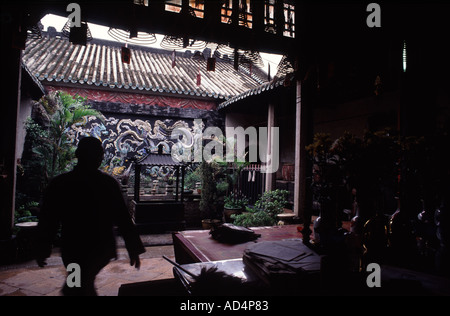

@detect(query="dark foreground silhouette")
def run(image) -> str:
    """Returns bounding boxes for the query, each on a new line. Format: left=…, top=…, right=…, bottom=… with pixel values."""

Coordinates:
left=36, top=137, right=145, bottom=296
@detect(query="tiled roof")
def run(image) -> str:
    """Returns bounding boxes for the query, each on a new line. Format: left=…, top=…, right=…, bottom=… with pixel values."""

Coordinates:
left=137, top=154, right=184, bottom=166
left=218, top=76, right=290, bottom=110
left=22, top=35, right=267, bottom=100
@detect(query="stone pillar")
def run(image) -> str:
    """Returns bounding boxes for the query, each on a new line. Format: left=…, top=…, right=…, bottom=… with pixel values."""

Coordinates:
left=294, top=81, right=307, bottom=218
left=265, top=103, right=276, bottom=192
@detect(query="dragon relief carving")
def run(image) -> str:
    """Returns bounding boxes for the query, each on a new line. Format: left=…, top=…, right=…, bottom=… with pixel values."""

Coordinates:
left=69, top=115, right=201, bottom=178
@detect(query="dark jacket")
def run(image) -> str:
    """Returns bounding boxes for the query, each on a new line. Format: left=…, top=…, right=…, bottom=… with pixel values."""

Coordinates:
left=37, top=166, right=145, bottom=266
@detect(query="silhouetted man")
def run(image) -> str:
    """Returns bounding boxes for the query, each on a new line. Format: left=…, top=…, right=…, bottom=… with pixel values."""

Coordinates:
left=36, top=137, right=145, bottom=296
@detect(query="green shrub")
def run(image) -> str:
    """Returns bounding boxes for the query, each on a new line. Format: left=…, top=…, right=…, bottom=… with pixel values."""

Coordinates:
left=255, top=189, right=289, bottom=218
left=231, top=190, right=289, bottom=227
left=224, top=192, right=249, bottom=209
left=184, top=166, right=202, bottom=190
left=232, top=209, right=275, bottom=227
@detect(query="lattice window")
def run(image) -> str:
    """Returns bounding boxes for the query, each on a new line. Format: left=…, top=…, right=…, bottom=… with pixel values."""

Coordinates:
left=264, top=0, right=275, bottom=33
left=165, top=0, right=205, bottom=18
left=166, top=0, right=182, bottom=13
left=221, top=0, right=233, bottom=24
left=283, top=1, right=295, bottom=38
left=220, top=0, right=253, bottom=28
left=239, top=0, right=253, bottom=28
left=162, top=0, right=294, bottom=36
left=190, top=0, right=205, bottom=18
left=133, top=0, right=149, bottom=6
left=264, top=0, right=295, bottom=38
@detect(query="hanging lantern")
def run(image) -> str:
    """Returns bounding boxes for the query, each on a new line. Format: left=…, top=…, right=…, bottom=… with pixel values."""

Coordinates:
left=12, top=29, right=27, bottom=50
left=61, top=20, right=93, bottom=45
left=198, top=47, right=216, bottom=72
left=374, top=75, right=382, bottom=97
left=172, top=50, right=177, bottom=68
left=122, top=46, right=131, bottom=64
left=234, top=49, right=240, bottom=71
left=197, top=69, right=202, bottom=86
left=207, top=57, right=216, bottom=72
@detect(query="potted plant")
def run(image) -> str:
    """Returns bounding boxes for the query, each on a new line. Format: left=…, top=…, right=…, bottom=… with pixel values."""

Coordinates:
left=231, top=207, right=276, bottom=228
left=231, top=190, right=289, bottom=227
left=306, top=133, right=342, bottom=244
left=199, top=162, right=221, bottom=229
left=336, top=130, right=401, bottom=259
left=255, top=189, right=290, bottom=221
left=309, top=130, right=402, bottom=255
left=183, top=165, right=202, bottom=195
left=223, top=193, right=249, bottom=223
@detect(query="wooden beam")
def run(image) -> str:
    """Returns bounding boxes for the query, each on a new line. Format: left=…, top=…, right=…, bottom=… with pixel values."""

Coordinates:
left=251, top=0, right=265, bottom=34
left=204, top=0, right=221, bottom=26
left=34, top=1, right=295, bottom=55
left=0, top=6, right=22, bottom=239
left=294, top=80, right=306, bottom=218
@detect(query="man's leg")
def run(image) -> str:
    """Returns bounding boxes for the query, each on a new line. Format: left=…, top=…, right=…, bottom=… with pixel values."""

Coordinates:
left=62, top=259, right=110, bottom=296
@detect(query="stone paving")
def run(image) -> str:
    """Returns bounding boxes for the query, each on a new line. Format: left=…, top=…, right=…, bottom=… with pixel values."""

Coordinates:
left=0, top=242, right=176, bottom=296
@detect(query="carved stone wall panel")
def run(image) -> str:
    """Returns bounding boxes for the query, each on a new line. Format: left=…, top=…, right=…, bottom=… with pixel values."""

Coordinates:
left=45, top=86, right=224, bottom=178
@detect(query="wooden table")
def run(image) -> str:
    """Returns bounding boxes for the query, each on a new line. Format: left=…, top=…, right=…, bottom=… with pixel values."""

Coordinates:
left=172, top=225, right=306, bottom=264
left=172, top=239, right=323, bottom=296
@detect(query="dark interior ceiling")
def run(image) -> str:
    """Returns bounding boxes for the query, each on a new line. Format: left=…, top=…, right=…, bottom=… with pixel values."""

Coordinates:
left=14, top=1, right=447, bottom=69
left=22, top=0, right=296, bottom=55
left=5, top=0, right=450, bottom=106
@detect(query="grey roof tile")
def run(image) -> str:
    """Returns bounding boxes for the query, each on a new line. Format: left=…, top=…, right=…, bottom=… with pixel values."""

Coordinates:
left=137, top=154, right=184, bottom=166
left=23, top=35, right=268, bottom=101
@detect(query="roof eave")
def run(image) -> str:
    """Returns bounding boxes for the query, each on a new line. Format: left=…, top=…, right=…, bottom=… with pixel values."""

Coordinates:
left=218, top=75, right=294, bottom=111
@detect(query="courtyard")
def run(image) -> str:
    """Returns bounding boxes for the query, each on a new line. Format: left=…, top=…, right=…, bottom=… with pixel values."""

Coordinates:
left=1, top=0, right=449, bottom=300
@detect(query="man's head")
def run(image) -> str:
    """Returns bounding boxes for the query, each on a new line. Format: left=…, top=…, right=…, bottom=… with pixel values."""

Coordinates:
left=75, top=137, right=104, bottom=169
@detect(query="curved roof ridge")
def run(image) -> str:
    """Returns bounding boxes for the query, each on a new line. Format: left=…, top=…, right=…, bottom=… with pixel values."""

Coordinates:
left=22, top=33, right=268, bottom=100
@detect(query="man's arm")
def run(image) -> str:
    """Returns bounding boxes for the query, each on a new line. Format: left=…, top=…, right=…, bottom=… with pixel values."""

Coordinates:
left=109, top=178, right=146, bottom=267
